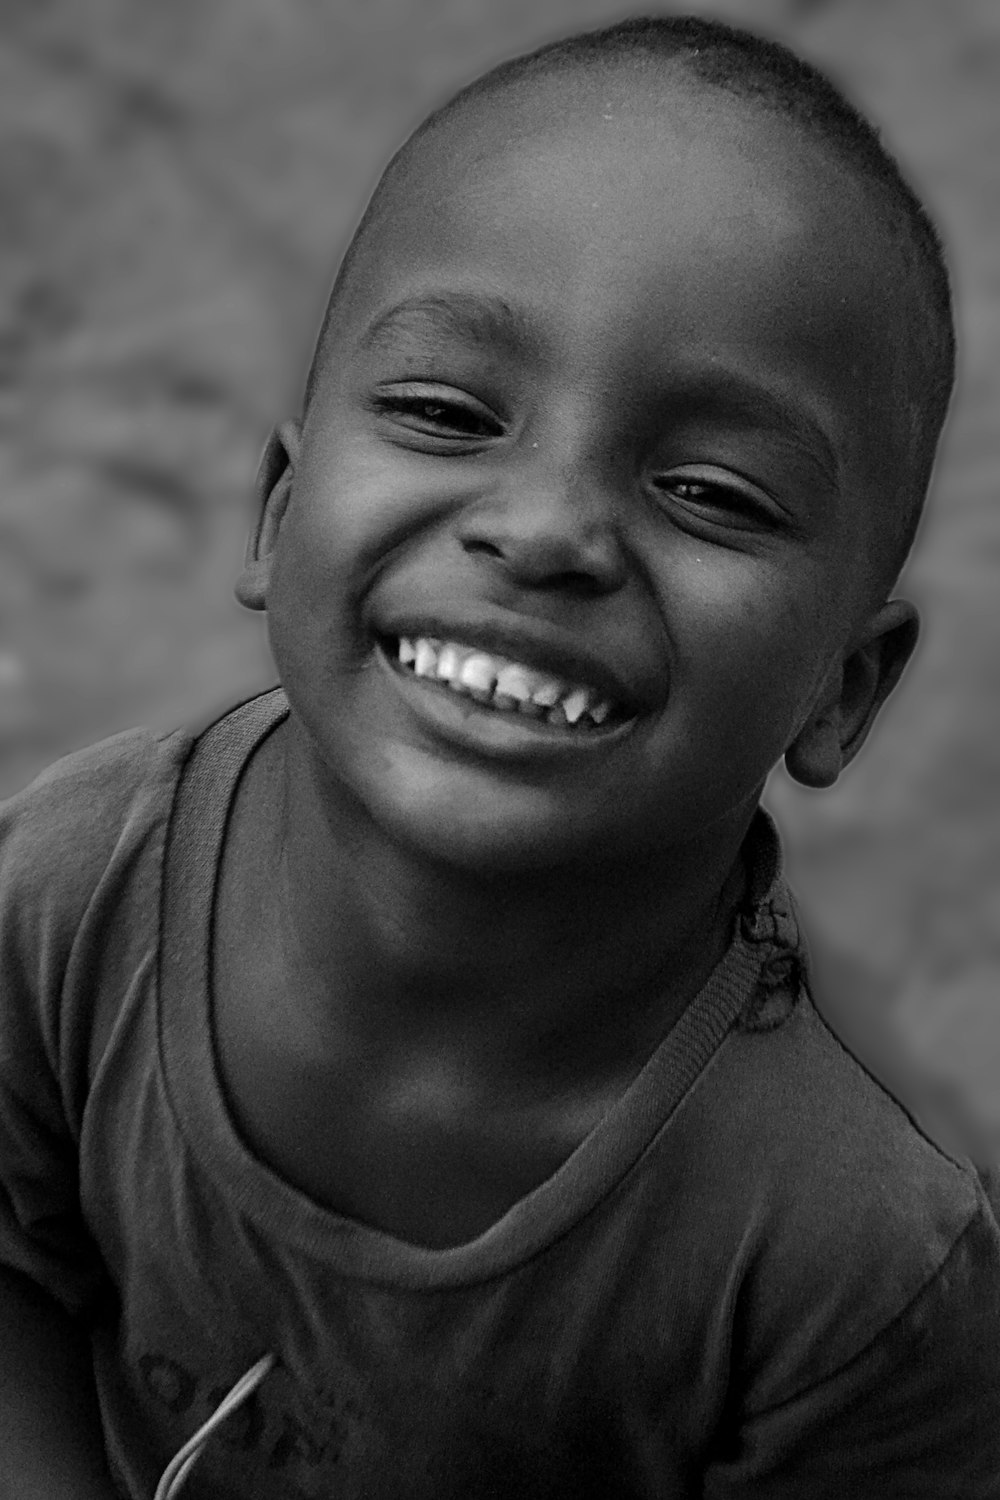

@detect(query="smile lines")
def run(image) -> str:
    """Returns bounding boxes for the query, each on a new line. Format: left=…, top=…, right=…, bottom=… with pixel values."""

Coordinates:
left=393, top=636, right=620, bottom=729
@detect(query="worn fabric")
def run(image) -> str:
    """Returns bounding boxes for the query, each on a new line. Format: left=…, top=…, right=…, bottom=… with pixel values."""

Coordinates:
left=2, top=689, right=999, bottom=1499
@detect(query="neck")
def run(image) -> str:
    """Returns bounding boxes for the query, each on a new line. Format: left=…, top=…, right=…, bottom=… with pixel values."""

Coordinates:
left=268, top=720, right=755, bottom=1087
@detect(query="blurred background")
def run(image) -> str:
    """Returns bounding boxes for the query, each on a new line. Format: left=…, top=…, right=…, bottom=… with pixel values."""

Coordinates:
left=0, top=0, right=997, bottom=1159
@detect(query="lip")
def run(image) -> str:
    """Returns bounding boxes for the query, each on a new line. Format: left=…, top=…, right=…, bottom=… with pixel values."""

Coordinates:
left=373, top=605, right=657, bottom=715
left=375, top=640, right=643, bottom=760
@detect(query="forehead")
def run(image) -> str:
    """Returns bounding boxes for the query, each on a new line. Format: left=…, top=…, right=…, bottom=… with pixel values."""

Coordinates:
left=345, top=64, right=895, bottom=307
left=335, top=67, right=902, bottom=371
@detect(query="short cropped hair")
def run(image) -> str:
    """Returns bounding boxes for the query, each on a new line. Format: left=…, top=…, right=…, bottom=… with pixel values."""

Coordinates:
left=303, top=15, right=956, bottom=586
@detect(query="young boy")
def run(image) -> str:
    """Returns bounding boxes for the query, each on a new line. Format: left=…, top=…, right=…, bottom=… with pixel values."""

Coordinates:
left=2, top=16, right=998, bottom=1499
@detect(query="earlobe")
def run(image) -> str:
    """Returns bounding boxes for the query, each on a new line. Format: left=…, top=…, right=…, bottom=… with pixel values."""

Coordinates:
left=785, top=598, right=919, bottom=790
left=784, top=715, right=843, bottom=789
left=234, top=420, right=302, bottom=612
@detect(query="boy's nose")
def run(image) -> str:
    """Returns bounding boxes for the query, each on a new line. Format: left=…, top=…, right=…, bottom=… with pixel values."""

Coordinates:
left=456, top=459, right=629, bottom=596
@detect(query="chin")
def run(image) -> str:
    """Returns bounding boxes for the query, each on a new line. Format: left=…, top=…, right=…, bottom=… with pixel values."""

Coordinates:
left=359, top=765, right=611, bottom=877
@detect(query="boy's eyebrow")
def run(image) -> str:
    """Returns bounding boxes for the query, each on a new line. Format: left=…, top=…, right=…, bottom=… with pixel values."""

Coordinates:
left=358, top=292, right=534, bottom=357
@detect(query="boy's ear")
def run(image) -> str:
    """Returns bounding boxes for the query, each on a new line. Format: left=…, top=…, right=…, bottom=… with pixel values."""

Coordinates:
left=784, top=599, right=919, bottom=789
left=234, top=419, right=302, bottom=612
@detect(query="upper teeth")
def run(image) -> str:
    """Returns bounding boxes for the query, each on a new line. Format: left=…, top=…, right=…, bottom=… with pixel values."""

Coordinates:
left=394, top=637, right=616, bottom=726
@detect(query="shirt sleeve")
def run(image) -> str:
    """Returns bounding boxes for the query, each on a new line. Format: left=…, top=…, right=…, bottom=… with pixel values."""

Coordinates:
left=0, top=771, right=110, bottom=1315
left=0, top=732, right=178, bottom=1317
left=703, top=1200, right=1000, bottom=1498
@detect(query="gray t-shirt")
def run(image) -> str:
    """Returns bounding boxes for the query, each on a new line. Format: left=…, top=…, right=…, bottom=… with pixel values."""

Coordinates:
left=2, top=689, right=999, bottom=1499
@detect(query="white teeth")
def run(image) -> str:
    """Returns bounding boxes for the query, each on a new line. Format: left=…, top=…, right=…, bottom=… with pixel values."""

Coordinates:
left=436, top=643, right=462, bottom=682
left=561, top=688, right=590, bottom=725
left=530, top=679, right=564, bottom=707
left=396, top=636, right=621, bottom=729
left=494, top=665, right=534, bottom=702
left=459, top=653, right=497, bottom=693
left=414, top=640, right=439, bottom=678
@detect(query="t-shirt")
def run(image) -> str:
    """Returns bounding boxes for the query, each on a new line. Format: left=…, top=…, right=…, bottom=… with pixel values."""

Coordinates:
left=1, top=688, right=999, bottom=1500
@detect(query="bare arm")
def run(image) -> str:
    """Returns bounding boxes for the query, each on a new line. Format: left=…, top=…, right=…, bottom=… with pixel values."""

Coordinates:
left=0, top=1264, right=120, bottom=1500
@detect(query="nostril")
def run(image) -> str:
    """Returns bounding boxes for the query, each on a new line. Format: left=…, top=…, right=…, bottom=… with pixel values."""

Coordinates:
left=462, top=538, right=505, bottom=560
left=550, top=568, right=618, bottom=599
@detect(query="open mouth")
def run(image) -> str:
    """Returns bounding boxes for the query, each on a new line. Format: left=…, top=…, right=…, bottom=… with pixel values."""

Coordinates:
left=381, top=635, right=633, bottom=732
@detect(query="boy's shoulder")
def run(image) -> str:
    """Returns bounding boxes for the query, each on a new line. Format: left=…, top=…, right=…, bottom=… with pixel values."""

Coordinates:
left=0, top=717, right=200, bottom=1108
left=687, top=967, right=995, bottom=1410
left=0, top=720, right=193, bottom=912
left=0, top=688, right=286, bottom=957
left=756, top=979, right=982, bottom=1244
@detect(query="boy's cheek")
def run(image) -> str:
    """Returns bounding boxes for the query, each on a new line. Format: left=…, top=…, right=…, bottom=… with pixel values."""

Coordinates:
left=294, top=428, right=466, bottom=538
left=671, top=556, right=833, bottom=689
left=268, top=495, right=376, bottom=652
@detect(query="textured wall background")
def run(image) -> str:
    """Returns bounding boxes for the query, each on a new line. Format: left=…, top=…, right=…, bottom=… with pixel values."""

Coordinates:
left=1, top=0, right=998, bottom=1150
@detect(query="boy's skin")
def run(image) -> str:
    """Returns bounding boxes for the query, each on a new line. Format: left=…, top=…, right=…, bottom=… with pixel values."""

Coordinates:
left=0, top=54, right=939, bottom=1499
left=220, top=63, right=919, bottom=1249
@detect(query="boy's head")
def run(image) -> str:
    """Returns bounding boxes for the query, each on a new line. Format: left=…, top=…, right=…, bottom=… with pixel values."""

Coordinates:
left=237, top=16, right=955, bottom=874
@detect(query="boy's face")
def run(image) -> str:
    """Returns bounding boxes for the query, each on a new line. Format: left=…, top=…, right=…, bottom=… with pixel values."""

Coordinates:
left=250, top=68, right=917, bottom=872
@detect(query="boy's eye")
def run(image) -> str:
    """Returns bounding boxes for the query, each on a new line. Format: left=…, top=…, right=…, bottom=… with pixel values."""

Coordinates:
left=371, top=384, right=504, bottom=442
left=650, top=466, right=783, bottom=530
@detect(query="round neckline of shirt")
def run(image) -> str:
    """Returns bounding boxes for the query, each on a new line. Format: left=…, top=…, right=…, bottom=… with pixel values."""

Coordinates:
left=156, top=688, right=776, bottom=1289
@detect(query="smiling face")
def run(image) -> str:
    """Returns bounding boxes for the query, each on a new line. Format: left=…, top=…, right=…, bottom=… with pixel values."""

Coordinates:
left=244, top=66, right=918, bottom=873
